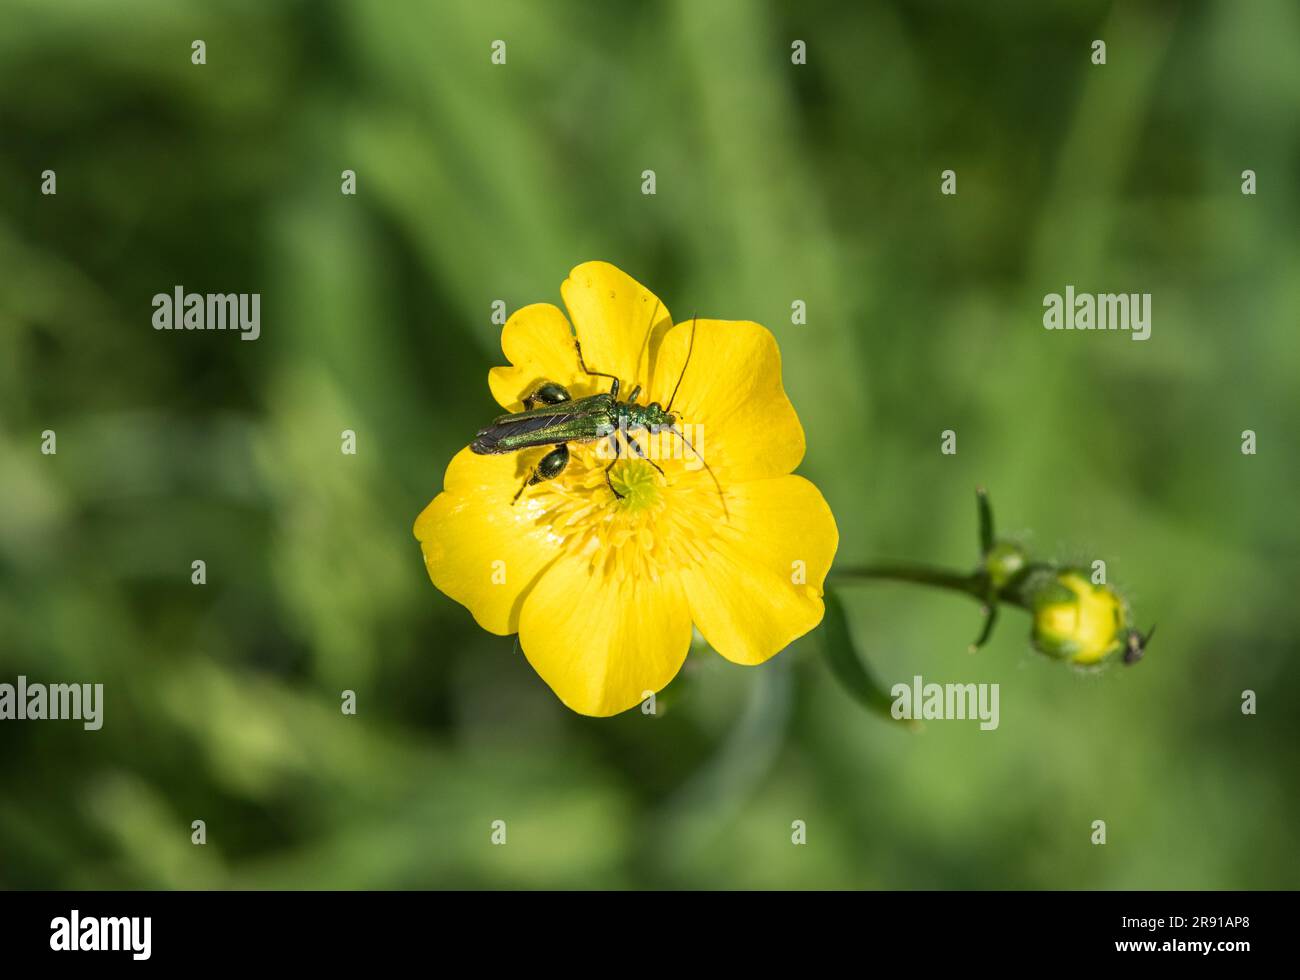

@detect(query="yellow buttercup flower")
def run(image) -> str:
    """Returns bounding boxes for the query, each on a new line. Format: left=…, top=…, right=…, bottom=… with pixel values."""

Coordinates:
left=414, top=261, right=838, bottom=715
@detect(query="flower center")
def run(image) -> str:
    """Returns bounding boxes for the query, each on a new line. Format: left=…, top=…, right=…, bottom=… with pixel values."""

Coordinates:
left=517, top=443, right=727, bottom=583
left=608, top=459, right=660, bottom=513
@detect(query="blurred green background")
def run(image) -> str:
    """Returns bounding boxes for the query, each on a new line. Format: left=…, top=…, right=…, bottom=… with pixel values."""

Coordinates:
left=2, top=0, right=1298, bottom=889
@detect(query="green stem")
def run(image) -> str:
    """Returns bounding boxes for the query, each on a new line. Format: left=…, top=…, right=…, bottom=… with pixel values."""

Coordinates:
left=831, top=563, right=988, bottom=603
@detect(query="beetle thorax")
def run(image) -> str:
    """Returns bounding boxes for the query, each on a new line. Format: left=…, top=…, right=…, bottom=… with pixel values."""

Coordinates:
left=624, top=401, right=674, bottom=431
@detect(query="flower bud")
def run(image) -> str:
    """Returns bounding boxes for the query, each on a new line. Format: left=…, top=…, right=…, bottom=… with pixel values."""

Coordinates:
left=1028, top=571, right=1129, bottom=666
left=983, top=541, right=1027, bottom=590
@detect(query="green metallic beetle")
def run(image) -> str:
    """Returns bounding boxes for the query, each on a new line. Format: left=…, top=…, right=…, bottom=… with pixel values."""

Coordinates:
left=470, top=315, right=725, bottom=513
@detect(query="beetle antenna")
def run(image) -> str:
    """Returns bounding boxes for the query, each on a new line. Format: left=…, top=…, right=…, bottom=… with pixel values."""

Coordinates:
left=667, top=423, right=728, bottom=521
left=666, top=314, right=696, bottom=413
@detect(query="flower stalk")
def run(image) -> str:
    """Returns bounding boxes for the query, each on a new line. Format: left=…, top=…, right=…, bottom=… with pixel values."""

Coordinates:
left=829, top=488, right=1153, bottom=673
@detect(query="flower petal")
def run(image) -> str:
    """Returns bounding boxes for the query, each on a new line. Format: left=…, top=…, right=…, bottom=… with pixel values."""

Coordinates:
left=678, top=475, right=838, bottom=665
left=648, top=319, right=805, bottom=481
left=413, top=447, right=563, bottom=634
left=488, top=303, right=586, bottom=411
left=518, top=557, right=692, bottom=716
left=560, top=261, right=673, bottom=390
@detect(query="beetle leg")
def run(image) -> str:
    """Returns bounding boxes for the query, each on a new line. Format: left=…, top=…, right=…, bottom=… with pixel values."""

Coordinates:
left=625, top=431, right=664, bottom=476
left=512, top=445, right=570, bottom=505
left=522, top=381, right=571, bottom=410
left=604, top=432, right=624, bottom=499
left=574, top=339, right=622, bottom=394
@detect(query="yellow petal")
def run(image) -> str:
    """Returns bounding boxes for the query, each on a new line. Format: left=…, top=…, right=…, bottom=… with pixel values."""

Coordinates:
left=413, top=447, right=563, bottom=635
left=518, top=557, right=692, bottom=716
left=487, top=303, right=587, bottom=411
left=648, top=319, right=805, bottom=481
left=560, top=261, right=673, bottom=390
left=678, top=475, right=838, bottom=665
